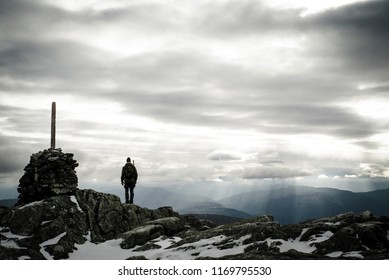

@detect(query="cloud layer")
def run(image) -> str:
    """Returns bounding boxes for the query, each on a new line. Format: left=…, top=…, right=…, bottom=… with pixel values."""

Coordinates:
left=1, top=0, right=389, bottom=195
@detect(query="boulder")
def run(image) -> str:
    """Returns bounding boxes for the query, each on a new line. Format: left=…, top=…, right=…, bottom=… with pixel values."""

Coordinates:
left=354, top=222, right=389, bottom=249
left=120, top=224, right=165, bottom=249
left=316, top=226, right=363, bottom=254
left=145, top=217, right=185, bottom=235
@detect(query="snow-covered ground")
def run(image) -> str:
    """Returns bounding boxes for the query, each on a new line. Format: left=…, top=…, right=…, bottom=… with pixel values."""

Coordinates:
left=67, top=227, right=366, bottom=260
left=3, top=225, right=388, bottom=259
left=69, top=233, right=251, bottom=260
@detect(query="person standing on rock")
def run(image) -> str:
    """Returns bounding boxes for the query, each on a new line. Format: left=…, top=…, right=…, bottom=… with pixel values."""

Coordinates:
left=121, top=157, right=138, bottom=204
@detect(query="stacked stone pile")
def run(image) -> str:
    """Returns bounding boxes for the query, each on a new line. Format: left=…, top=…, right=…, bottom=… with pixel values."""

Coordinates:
left=17, top=148, right=78, bottom=204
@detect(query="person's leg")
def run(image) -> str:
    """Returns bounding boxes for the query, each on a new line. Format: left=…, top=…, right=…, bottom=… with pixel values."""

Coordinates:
left=129, top=186, right=135, bottom=204
left=124, top=186, right=130, bottom=204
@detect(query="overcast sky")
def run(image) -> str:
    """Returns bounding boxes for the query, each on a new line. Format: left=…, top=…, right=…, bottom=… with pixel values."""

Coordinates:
left=1, top=0, right=389, bottom=198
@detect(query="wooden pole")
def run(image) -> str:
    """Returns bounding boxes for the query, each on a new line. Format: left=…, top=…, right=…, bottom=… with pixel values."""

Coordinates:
left=51, top=102, right=56, bottom=149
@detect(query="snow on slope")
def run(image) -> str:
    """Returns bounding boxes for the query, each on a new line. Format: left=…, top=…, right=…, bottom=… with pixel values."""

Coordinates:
left=67, top=227, right=366, bottom=260
left=69, top=233, right=251, bottom=260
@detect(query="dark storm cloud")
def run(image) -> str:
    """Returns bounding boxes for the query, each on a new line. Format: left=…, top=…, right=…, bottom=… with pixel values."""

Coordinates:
left=193, top=0, right=389, bottom=83
left=0, top=0, right=184, bottom=43
left=0, top=0, right=64, bottom=38
left=0, top=134, right=32, bottom=177
left=0, top=40, right=113, bottom=86
left=311, top=0, right=389, bottom=35
left=305, top=1, right=389, bottom=79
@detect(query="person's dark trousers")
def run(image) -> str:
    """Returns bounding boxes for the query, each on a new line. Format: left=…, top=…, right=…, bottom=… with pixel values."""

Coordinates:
left=124, top=181, right=136, bottom=204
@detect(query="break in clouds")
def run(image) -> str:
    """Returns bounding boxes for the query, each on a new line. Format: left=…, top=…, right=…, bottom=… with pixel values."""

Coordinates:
left=1, top=0, right=389, bottom=195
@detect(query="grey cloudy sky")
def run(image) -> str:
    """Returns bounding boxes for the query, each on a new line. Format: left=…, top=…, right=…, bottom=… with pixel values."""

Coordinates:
left=1, top=0, right=389, bottom=197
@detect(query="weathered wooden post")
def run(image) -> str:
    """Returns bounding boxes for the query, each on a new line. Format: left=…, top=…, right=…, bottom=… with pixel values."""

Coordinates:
left=51, top=101, right=56, bottom=149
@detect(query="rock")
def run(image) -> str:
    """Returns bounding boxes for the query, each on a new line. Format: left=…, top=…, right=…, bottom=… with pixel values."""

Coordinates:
left=316, top=226, right=363, bottom=254
left=126, top=255, right=148, bottom=260
left=145, top=217, right=185, bottom=235
left=182, top=215, right=216, bottom=231
left=76, top=189, right=131, bottom=242
left=0, top=208, right=12, bottom=227
left=355, top=222, right=389, bottom=249
left=120, top=224, right=165, bottom=249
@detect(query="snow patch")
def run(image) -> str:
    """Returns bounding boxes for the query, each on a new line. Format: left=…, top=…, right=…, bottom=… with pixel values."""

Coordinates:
left=41, top=220, right=52, bottom=226
left=39, top=232, right=67, bottom=260
left=343, top=251, right=364, bottom=259
left=18, top=200, right=44, bottom=210
left=70, top=238, right=127, bottom=260
left=326, top=251, right=343, bottom=258
left=310, top=231, right=333, bottom=243
left=324, top=222, right=341, bottom=226
left=18, top=255, right=31, bottom=260
left=326, top=250, right=364, bottom=259
left=0, top=228, right=31, bottom=239
left=263, top=228, right=333, bottom=254
left=0, top=239, right=23, bottom=249
left=70, top=196, right=83, bottom=212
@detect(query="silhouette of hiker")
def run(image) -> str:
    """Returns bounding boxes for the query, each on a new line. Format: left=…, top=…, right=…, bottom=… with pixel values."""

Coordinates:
left=121, top=157, right=138, bottom=204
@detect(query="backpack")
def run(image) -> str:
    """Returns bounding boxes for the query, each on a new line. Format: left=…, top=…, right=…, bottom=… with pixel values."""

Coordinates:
left=122, top=163, right=137, bottom=182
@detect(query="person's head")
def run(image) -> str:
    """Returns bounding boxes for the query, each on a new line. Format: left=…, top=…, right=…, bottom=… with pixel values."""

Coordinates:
left=127, top=157, right=131, bottom=163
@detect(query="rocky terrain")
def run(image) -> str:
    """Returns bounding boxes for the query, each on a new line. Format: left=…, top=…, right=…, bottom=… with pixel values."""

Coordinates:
left=1, top=189, right=388, bottom=260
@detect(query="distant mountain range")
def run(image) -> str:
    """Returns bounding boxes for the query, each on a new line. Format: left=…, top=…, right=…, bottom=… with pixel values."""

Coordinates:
left=130, top=185, right=389, bottom=224
left=0, top=199, right=17, bottom=208
left=135, top=187, right=251, bottom=219
left=2, top=185, right=389, bottom=224
left=219, top=185, right=389, bottom=224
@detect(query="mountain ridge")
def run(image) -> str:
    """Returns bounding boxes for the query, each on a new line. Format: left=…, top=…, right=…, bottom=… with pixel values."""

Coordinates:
left=218, top=185, right=389, bottom=224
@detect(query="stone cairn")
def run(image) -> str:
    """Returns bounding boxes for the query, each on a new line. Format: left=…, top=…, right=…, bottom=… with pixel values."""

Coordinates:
left=17, top=148, right=79, bottom=205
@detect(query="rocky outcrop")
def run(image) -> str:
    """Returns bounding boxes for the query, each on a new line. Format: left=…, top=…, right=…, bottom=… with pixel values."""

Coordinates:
left=0, top=189, right=184, bottom=260
left=17, top=148, right=78, bottom=205
left=190, top=211, right=389, bottom=260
